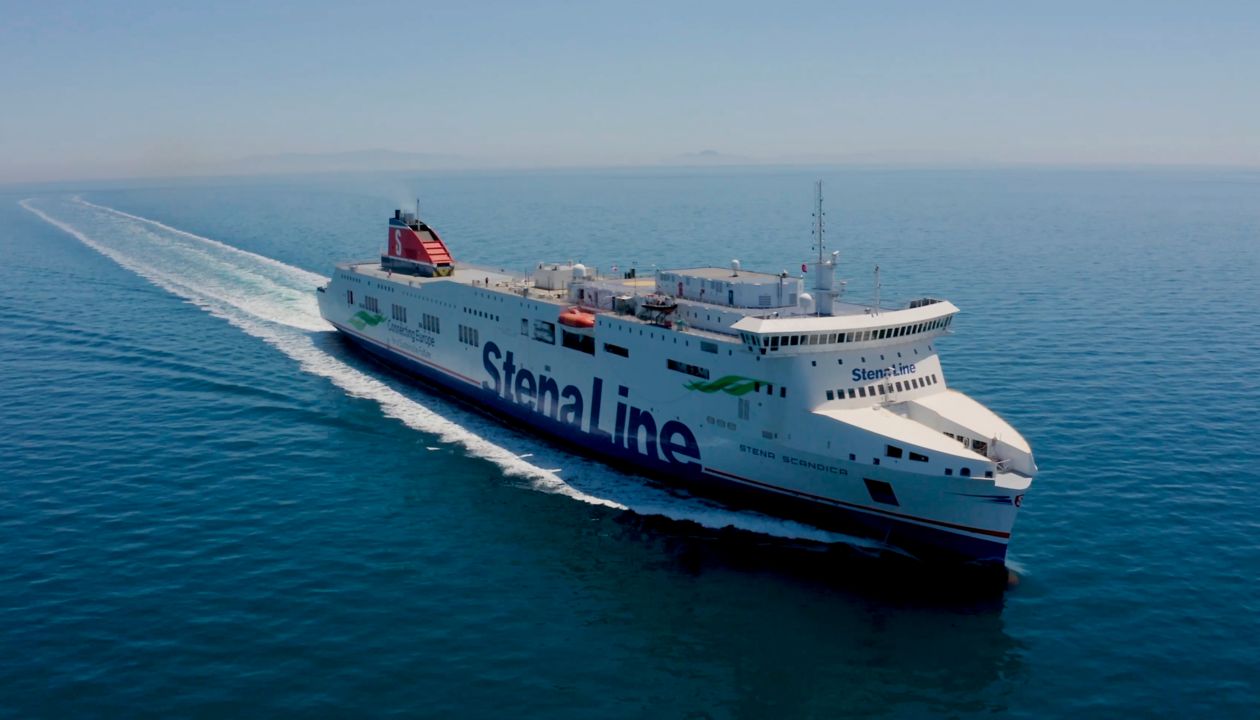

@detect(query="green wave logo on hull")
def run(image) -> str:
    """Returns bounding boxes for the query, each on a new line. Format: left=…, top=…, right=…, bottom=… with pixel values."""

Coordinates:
left=685, top=375, right=765, bottom=396
left=349, top=311, right=385, bottom=330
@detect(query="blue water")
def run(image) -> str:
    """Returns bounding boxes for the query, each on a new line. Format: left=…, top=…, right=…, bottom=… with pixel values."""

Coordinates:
left=3, top=167, right=1258, bottom=717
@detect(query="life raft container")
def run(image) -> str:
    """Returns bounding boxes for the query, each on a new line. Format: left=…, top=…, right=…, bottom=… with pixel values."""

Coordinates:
left=558, top=306, right=596, bottom=328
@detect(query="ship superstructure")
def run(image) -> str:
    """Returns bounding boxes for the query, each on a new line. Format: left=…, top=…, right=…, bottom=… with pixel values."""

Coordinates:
left=316, top=187, right=1036, bottom=564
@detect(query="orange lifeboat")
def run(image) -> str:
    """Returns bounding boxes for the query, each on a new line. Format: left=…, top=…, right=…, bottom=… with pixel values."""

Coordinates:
left=558, top=306, right=596, bottom=328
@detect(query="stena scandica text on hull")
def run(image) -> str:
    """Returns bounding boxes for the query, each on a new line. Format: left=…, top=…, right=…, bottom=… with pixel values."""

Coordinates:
left=316, top=189, right=1037, bottom=565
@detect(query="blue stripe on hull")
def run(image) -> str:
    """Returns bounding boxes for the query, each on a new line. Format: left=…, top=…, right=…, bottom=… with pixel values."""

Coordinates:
left=333, top=326, right=1008, bottom=566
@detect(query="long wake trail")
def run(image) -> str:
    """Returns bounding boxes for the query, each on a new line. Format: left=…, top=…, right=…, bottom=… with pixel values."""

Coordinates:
left=21, top=195, right=876, bottom=546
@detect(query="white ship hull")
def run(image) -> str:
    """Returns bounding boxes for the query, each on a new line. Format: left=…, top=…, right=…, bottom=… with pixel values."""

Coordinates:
left=316, top=249, right=1036, bottom=565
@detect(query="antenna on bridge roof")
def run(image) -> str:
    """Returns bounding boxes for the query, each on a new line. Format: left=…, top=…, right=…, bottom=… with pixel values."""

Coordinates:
left=812, top=180, right=825, bottom=266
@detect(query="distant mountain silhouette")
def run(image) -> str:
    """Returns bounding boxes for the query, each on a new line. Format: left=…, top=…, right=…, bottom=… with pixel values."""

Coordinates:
left=665, top=150, right=758, bottom=165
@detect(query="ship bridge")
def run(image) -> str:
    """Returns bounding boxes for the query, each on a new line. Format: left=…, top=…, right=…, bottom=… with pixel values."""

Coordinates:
left=732, top=299, right=958, bottom=355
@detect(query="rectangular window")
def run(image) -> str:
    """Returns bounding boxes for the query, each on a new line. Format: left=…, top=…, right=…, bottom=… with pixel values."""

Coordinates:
left=885, top=444, right=904, bottom=459
left=391, top=304, right=407, bottom=323
left=770, top=336, right=779, bottom=348
left=878, top=384, right=887, bottom=395
left=533, top=320, right=555, bottom=344
left=826, top=390, right=835, bottom=400
left=603, top=342, right=629, bottom=357
left=365, top=296, right=380, bottom=313
left=667, top=359, right=710, bottom=379
left=421, top=313, right=440, bottom=333
left=858, top=386, right=867, bottom=398
left=738, top=398, right=750, bottom=420
left=458, top=325, right=479, bottom=347
left=700, top=341, right=718, bottom=354
left=847, top=388, right=856, bottom=399
left=346, top=289, right=354, bottom=305
left=520, top=318, right=528, bottom=336
left=895, top=381, right=904, bottom=392
left=790, top=335, right=799, bottom=346
left=779, top=387, right=786, bottom=398
left=561, top=330, right=595, bottom=355
left=909, top=451, right=929, bottom=462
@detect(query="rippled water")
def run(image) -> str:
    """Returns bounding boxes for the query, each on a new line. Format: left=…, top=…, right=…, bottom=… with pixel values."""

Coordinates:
left=2, top=168, right=1258, bottom=717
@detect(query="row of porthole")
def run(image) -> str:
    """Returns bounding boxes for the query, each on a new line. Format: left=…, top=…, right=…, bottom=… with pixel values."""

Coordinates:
left=826, top=373, right=941, bottom=401
left=847, top=450, right=991, bottom=479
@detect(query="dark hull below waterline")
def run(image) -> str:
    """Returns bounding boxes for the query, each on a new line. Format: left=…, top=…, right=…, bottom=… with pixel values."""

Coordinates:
left=332, top=327, right=1012, bottom=573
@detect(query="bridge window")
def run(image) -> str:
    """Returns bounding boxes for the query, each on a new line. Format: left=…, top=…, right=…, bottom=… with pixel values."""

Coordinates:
left=826, top=390, right=835, bottom=400
left=847, top=388, right=856, bottom=399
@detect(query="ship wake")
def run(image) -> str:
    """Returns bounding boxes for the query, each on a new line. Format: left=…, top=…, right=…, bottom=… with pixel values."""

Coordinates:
left=20, top=195, right=881, bottom=548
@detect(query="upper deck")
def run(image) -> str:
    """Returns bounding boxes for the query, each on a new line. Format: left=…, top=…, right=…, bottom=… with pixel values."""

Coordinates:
left=336, top=258, right=958, bottom=354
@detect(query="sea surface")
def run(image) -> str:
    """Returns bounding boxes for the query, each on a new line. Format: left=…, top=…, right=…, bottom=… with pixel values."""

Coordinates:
left=2, top=167, right=1258, bottom=718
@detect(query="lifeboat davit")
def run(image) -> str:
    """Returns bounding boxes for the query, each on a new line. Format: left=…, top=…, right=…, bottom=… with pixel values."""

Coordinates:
left=558, top=306, right=596, bottom=328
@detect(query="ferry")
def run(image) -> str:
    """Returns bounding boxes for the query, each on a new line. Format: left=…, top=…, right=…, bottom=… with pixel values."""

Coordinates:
left=316, top=186, right=1036, bottom=565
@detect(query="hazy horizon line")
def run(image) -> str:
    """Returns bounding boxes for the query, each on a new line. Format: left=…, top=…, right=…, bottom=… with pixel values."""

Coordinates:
left=5, top=152, right=1259, bottom=189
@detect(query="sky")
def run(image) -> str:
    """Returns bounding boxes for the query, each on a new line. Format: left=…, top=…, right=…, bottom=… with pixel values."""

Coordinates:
left=2, top=0, right=1258, bottom=182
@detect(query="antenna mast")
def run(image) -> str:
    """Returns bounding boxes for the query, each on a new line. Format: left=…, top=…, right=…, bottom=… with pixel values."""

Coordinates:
left=813, top=180, right=824, bottom=266
left=873, top=264, right=881, bottom=314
